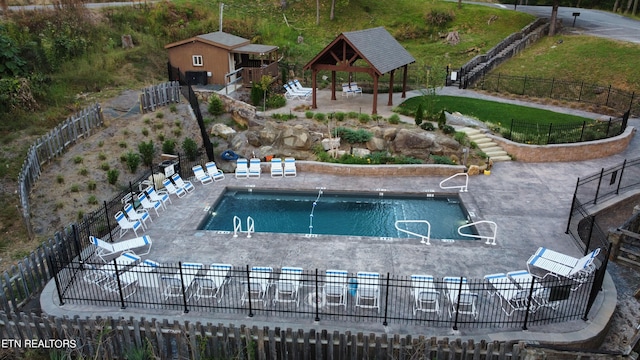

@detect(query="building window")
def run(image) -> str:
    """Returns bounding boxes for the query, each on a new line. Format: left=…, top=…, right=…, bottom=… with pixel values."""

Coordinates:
left=192, top=55, right=203, bottom=67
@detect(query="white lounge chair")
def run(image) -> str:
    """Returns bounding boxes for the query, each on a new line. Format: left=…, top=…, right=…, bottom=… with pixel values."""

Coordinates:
left=114, top=211, right=143, bottom=239
left=283, top=84, right=310, bottom=100
left=90, top=235, right=152, bottom=262
left=284, top=157, right=297, bottom=177
left=507, top=270, right=551, bottom=310
left=171, top=173, right=195, bottom=194
left=235, top=158, right=249, bottom=179
left=270, top=158, right=283, bottom=178
left=83, top=252, right=140, bottom=286
left=273, top=267, right=303, bottom=306
left=324, top=269, right=348, bottom=308
left=341, top=83, right=362, bottom=97
left=444, top=276, right=478, bottom=319
left=411, top=275, right=440, bottom=315
left=527, top=247, right=600, bottom=290
left=119, top=259, right=161, bottom=289
left=162, top=178, right=186, bottom=198
left=195, top=263, right=232, bottom=302
left=293, top=79, right=313, bottom=92
left=248, top=158, right=261, bottom=178
left=145, top=186, right=171, bottom=209
left=123, top=203, right=151, bottom=230
left=205, top=162, right=225, bottom=182
left=355, top=271, right=380, bottom=313
left=484, top=273, right=529, bottom=316
left=162, top=262, right=203, bottom=301
left=136, top=192, right=162, bottom=217
left=241, top=266, right=272, bottom=306
left=192, top=165, right=213, bottom=185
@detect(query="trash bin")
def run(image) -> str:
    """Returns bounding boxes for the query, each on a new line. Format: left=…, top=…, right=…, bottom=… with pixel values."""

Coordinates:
left=159, top=159, right=180, bottom=178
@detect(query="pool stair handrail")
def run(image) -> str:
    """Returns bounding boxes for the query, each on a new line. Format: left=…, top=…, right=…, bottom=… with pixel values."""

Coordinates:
left=439, top=173, right=469, bottom=192
left=233, top=216, right=255, bottom=238
left=458, top=220, right=497, bottom=245
left=394, top=220, right=431, bottom=245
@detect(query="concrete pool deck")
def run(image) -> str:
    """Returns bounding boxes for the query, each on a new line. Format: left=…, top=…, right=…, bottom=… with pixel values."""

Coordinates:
left=41, top=88, right=639, bottom=345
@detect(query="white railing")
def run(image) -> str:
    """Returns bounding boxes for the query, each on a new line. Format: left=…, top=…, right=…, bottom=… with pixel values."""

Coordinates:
left=395, top=220, right=431, bottom=245
left=439, top=173, right=469, bottom=192
left=233, top=216, right=255, bottom=238
left=458, top=220, right=497, bottom=245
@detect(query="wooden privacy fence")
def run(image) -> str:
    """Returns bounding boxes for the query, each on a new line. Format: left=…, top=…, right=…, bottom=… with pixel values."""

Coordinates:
left=139, top=81, right=181, bottom=113
left=0, top=314, right=528, bottom=359
left=17, top=104, right=103, bottom=237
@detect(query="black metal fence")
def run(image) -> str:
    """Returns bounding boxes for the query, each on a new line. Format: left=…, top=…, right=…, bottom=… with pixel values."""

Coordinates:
left=565, top=157, right=640, bottom=254
left=471, top=73, right=638, bottom=116
left=502, top=110, right=629, bottom=145
left=52, top=258, right=601, bottom=331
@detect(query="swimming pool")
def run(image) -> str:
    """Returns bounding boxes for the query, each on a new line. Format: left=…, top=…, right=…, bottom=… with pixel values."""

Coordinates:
left=198, top=188, right=477, bottom=240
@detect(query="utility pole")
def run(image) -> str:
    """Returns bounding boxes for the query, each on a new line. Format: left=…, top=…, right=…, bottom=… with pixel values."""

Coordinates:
left=219, top=3, right=224, bottom=32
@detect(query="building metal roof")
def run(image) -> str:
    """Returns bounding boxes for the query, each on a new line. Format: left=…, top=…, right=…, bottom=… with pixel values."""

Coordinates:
left=342, top=27, right=415, bottom=74
left=197, top=31, right=249, bottom=48
left=234, top=43, right=279, bottom=55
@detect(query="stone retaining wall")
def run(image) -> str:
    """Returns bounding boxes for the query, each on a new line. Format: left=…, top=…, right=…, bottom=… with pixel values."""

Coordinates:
left=296, top=161, right=466, bottom=177
left=489, top=126, right=636, bottom=162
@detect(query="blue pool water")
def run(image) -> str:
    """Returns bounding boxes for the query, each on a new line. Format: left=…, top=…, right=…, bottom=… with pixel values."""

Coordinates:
left=198, top=188, right=477, bottom=240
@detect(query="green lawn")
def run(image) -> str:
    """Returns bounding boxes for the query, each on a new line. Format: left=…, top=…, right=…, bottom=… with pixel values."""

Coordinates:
left=398, top=95, right=592, bottom=126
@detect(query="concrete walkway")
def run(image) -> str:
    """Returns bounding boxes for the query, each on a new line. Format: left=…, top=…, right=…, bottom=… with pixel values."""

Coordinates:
left=41, top=88, right=639, bottom=345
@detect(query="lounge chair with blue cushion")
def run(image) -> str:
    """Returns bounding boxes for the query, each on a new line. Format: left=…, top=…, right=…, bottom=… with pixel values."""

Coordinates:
left=195, top=263, right=232, bottom=302
left=484, top=273, right=529, bottom=316
left=355, top=271, right=380, bottom=313
left=192, top=165, right=213, bottom=185
left=248, top=158, right=261, bottom=178
left=235, top=158, right=249, bottom=179
left=90, top=235, right=152, bottom=262
left=270, top=158, right=283, bottom=178
left=83, top=252, right=141, bottom=286
left=324, top=269, right=348, bottom=308
left=123, top=203, right=151, bottom=230
left=145, top=186, right=171, bottom=209
left=136, top=192, right=162, bottom=217
left=411, top=274, right=440, bottom=315
left=284, top=157, right=297, bottom=177
left=241, top=266, right=273, bottom=306
left=162, top=179, right=186, bottom=198
left=527, top=247, right=600, bottom=290
left=114, top=211, right=143, bottom=239
left=507, top=270, right=551, bottom=310
left=171, top=173, right=195, bottom=194
left=283, top=84, right=310, bottom=100
left=444, top=276, right=478, bottom=319
left=293, top=79, right=313, bottom=92
left=273, top=267, right=303, bottom=306
left=205, top=162, right=225, bottom=182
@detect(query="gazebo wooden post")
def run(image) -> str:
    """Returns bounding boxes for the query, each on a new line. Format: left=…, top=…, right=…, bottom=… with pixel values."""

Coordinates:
left=372, top=74, right=379, bottom=115
left=402, top=65, right=408, bottom=98
left=331, top=71, right=337, bottom=100
left=312, top=69, right=318, bottom=109
left=387, top=69, right=395, bottom=106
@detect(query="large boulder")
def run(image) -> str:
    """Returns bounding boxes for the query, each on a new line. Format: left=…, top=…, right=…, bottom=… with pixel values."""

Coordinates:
left=366, top=137, right=386, bottom=151
left=210, top=123, right=236, bottom=139
left=281, top=124, right=312, bottom=149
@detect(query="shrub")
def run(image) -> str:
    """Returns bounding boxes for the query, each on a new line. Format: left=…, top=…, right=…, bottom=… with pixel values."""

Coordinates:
left=173, top=128, right=182, bottom=137
left=420, top=122, right=435, bottom=131
left=98, top=141, right=104, bottom=147
left=305, top=111, right=314, bottom=119
left=271, top=113, right=296, bottom=121
left=335, top=112, right=346, bottom=121
left=143, top=118, right=151, bottom=125
left=125, top=151, right=140, bottom=173
left=250, top=84, right=262, bottom=107
left=388, top=114, right=400, bottom=124
left=100, top=162, right=110, bottom=171
left=431, top=155, right=455, bottom=165
left=441, top=124, right=456, bottom=135
left=98, top=153, right=107, bottom=161
left=56, top=175, right=64, bottom=184
left=415, top=104, right=425, bottom=126
left=314, top=113, right=326, bottom=121
left=162, top=139, right=176, bottom=154
left=346, top=111, right=358, bottom=119
left=208, top=94, right=225, bottom=116
left=335, top=127, right=373, bottom=143
left=78, top=168, right=88, bottom=176
left=87, top=195, right=98, bottom=205
left=174, top=121, right=181, bottom=128
left=70, top=184, right=80, bottom=192
left=358, top=113, right=371, bottom=123
left=141, top=128, right=149, bottom=136
left=454, top=131, right=467, bottom=144
left=77, top=211, right=84, bottom=221
left=119, top=141, right=127, bottom=148
left=87, top=180, right=96, bottom=191
left=73, top=156, right=83, bottom=164
left=138, top=141, right=155, bottom=166
left=169, top=104, right=177, bottom=113
left=266, top=94, right=286, bottom=109
left=155, top=112, right=164, bottom=119
left=182, top=138, right=199, bottom=161
left=107, top=169, right=119, bottom=185
left=437, top=110, right=447, bottom=129
left=424, top=9, right=455, bottom=27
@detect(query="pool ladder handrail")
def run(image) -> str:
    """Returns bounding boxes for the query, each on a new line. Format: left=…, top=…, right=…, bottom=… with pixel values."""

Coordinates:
left=458, top=220, right=497, bottom=245
left=439, top=173, right=469, bottom=192
left=394, top=220, right=431, bottom=245
left=233, top=215, right=255, bottom=238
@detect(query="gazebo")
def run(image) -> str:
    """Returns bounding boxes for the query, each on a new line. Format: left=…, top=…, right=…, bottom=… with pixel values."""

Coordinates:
left=303, top=27, right=416, bottom=115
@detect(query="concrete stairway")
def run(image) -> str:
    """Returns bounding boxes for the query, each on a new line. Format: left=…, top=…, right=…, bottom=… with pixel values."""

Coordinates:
left=458, top=127, right=511, bottom=162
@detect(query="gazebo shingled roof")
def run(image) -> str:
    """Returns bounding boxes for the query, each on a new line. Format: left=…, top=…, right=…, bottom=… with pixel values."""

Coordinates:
left=303, top=27, right=416, bottom=114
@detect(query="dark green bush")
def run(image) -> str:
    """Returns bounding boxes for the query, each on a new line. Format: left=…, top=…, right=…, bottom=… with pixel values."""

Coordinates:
left=314, top=113, right=326, bottom=121
left=208, top=94, right=225, bottom=116
left=424, top=9, right=455, bottom=28
left=335, top=127, right=373, bottom=143
left=250, top=84, right=262, bottom=107
left=335, top=112, right=346, bottom=121
left=107, top=169, right=119, bottom=185
left=420, top=122, right=435, bottom=131
left=182, top=138, right=199, bottom=161
left=415, top=104, right=424, bottom=126
left=358, top=113, right=371, bottom=123
left=266, top=94, right=286, bottom=109
left=162, top=139, right=176, bottom=154
left=125, top=151, right=140, bottom=173
left=441, top=124, right=456, bottom=135
left=388, top=114, right=400, bottom=124
left=138, top=140, right=154, bottom=166
left=431, top=155, right=455, bottom=165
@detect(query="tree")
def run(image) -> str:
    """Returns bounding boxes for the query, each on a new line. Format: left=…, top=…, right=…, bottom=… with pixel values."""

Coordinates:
left=548, top=0, right=560, bottom=36
left=330, top=0, right=336, bottom=20
left=316, top=0, right=320, bottom=25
